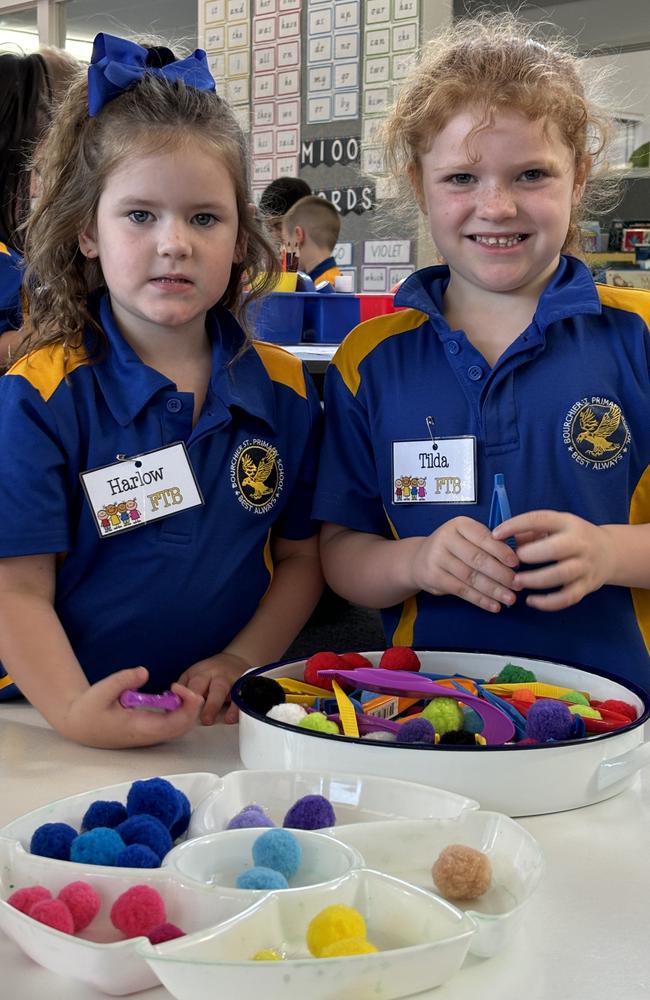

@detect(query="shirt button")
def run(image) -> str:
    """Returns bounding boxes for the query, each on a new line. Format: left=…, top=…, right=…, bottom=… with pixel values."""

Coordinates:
left=447, top=340, right=460, bottom=355
left=468, top=365, right=483, bottom=381
left=166, top=397, right=182, bottom=413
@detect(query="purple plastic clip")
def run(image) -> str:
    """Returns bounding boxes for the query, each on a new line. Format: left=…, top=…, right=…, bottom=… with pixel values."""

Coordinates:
left=119, top=689, right=182, bottom=712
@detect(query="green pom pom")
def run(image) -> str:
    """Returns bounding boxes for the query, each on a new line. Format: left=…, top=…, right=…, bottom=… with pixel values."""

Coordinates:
left=421, top=697, right=463, bottom=735
left=568, top=704, right=601, bottom=719
left=560, top=690, right=589, bottom=706
left=298, top=712, right=340, bottom=735
left=495, top=663, right=536, bottom=684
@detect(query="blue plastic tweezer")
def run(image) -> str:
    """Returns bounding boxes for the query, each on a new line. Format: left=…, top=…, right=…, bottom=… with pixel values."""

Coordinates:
left=488, top=473, right=516, bottom=548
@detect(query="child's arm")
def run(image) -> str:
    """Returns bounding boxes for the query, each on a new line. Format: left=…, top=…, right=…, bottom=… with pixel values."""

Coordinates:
left=320, top=519, right=519, bottom=614
left=0, top=553, right=205, bottom=748
left=494, top=510, right=650, bottom=611
left=178, top=533, right=323, bottom=724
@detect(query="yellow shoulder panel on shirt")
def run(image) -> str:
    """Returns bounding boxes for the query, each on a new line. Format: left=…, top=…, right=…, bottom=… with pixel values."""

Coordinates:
left=7, top=343, right=91, bottom=402
left=252, top=340, right=307, bottom=399
left=333, top=308, right=429, bottom=396
left=0, top=242, right=11, bottom=257
left=596, top=283, right=650, bottom=327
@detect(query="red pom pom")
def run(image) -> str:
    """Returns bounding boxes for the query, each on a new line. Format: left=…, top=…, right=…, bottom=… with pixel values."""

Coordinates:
left=30, top=898, right=75, bottom=934
left=110, top=885, right=166, bottom=938
left=58, top=881, right=101, bottom=932
left=7, top=886, right=52, bottom=914
left=147, top=922, right=186, bottom=944
left=598, top=699, right=637, bottom=722
left=379, top=647, right=421, bottom=671
left=338, top=652, right=374, bottom=669
left=304, top=652, right=341, bottom=689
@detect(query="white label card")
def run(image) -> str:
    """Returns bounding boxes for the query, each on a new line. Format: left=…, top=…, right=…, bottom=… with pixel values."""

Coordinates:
left=81, top=443, right=204, bottom=537
left=392, top=437, right=477, bottom=504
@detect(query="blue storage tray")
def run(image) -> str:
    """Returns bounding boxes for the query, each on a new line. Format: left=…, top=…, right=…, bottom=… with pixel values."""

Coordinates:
left=250, top=292, right=306, bottom=344
left=301, top=293, right=360, bottom=343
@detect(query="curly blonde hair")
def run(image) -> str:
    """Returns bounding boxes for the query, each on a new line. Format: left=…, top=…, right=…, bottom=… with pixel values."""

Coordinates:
left=20, top=67, right=277, bottom=359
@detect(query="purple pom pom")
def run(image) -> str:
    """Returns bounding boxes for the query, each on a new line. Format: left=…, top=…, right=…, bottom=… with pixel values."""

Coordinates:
left=169, top=790, right=191, bottom=840
left=115, top=844, right=161, bottom=868
left=126, top=778, right=181, bottom=830
left=398, top=717, right=435, bottom=744
left=70, top=828, right=125, bottom=866
left=82, top=800, right=128, bottom=831
left=116, top=815, right=172, bottom=861
left=283, top=794, right=336, bottom=830
left=30, top=822, right=78, bottom=861
left=227, top=805, right=275, bottom=830
left=526, top=699, right=574, bottom=742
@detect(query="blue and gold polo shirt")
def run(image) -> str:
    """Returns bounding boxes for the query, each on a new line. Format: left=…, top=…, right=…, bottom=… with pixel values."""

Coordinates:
left=0, top=242, right=23, bottom=334
left=314, top=255, right=650, bottom=688
left=309, top=256, right=342, bottom=288
left=0, top=294, right=322, bottom=691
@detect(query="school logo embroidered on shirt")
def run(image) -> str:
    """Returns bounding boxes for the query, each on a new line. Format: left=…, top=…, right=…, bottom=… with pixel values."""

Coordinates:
left=563, top=397, right=630, bottom=470
left=231, top=439, right=284, bottom=513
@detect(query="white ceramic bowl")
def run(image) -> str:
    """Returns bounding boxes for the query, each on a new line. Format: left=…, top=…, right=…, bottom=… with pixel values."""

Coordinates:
left=188, top=768, right=478, bottom=837
left=164, top=828, right=364, bottom=897
left=137, top=868, right=477, bottom=1000
left=233, top=651, right=650, bottom=816
left=333, top=812, right=543, bottom=957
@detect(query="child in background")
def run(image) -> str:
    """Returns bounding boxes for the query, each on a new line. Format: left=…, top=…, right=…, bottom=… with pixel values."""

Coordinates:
left=0, top=33, right=323, bottom=747
left=281, top=195, right=342, bottom=287
left=314, top=15, right=650, bottom=688
left=258, top=176, right=312, bottom=245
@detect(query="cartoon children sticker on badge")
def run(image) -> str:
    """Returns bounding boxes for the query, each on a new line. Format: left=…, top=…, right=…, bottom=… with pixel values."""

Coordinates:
left=96, top=498, right=140, bottom=534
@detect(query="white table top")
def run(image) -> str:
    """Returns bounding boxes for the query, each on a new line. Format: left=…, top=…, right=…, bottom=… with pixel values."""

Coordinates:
left=1, top=701, right=649, bottom=1000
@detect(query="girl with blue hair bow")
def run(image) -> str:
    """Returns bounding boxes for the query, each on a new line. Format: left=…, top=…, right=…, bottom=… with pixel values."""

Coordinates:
left=0, top=34, right=324, bottom=748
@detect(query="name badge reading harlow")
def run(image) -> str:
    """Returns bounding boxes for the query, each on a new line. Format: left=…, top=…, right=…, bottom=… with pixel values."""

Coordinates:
left=392, top=436, right=477, bottom=504
left=80, top=442, right=204, bottom=538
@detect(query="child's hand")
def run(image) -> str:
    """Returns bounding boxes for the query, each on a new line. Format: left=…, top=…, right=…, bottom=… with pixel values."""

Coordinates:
left=178, top=653, right=251, bottom=725
left=413, top=516, right=520, bottom=612
left=63, top=667, right=204, bottom=748
left=493, top=510, right=615, bottom=611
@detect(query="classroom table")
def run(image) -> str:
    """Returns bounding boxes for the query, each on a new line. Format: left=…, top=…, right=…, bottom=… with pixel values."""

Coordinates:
left=1, top=700, right=649, bottom=1000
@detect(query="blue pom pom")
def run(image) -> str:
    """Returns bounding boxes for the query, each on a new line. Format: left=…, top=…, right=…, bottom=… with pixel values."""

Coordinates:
left=126, top=778, right=180, bottom=830
left=115, top=843, right=161, bottom=868
left=397, top=717, right=435, bottom=744
left=227, top=805, right=275, bottom=830
left=236, top=866, right=289, bottom=890
left=82, top=800, right=128, bottom=831
left=526, top=699, right=574, bottom=742
left=169, top=790, right=192, bottom=840
left=70, top=827, right=125, bottom=866
left=252, top=828, right=301, bottom=879
left=283, top=795, right=336, bottom=831
left=116, top=815, right=172, bottom=861
left=30, top=822, right=78, bottom=860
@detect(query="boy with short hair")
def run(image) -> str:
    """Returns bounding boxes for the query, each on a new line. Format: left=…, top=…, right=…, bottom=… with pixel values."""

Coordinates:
left=281, top=195, right=342, bottom=286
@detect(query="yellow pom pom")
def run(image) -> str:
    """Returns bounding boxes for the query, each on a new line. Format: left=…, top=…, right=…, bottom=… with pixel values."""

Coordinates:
left=251, top=949, right=282, bottom=961
left=320, top=937, right=378, bottom=957
left=307, top=904, right=367, bottom=957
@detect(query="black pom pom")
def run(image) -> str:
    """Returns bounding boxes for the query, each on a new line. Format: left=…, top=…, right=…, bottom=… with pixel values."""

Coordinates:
left=239, top=675, right=286, bottom=714
left=438, top=729, right=477, bottom=746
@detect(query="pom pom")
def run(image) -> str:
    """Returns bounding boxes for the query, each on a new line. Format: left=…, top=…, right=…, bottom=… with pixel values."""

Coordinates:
left=421, top=697, right=463, bottom=735
left=362, top=731, right=397, bottom=742
left=559, top=690, right=589, bottom=706
left=266, top=703, right=308, bottom=725
left=169, top=790, right=192, bottom=840
left=30, top=822, right=78, bottom=861
left=307, top=905, right=366, bottom=957
left=283, top=794, right=336, bottom=831
left=8, top=886, right=52, bottom=914
left=70, top=828, right=126, bottom=866
left=526, top=699, right=574, bottom=742
left=321, top=937, right=378, bottom=957
left=251, top=949, right=282, bottom=960
left=148, top=922, right=185, bottom=943
left=432, top=844, right=492, bottom=901
left=397, top=717, right=435, bottom=744
left=568, top=704, right=601, bottom=719
left=461, top=708, right=483, bottom=733
left=304, top=652, right=340, bottom=690
left=494, top=663, right=536, bottom=684
left=599, top=699, right=637, bottom=722
left=238, top=675, right=286, bottom=715
left=30, top=898, right=75, bottom=934
left=338, top=652, right=373, bottom=669
left=116, top=815, right=172, bottom=861
left=126, top=778, right=181, bottom=830
left=438, top=729, right=479, bottom=745
left=379, top=647, right=421, bottom=671
left=115, top=844, right=161, bottom=868
left=298, top=712, right=339, bottom=735
left=227, top=805, right=275, bottom=830
left=58, top=881, right=101, bottom=932
left=81, top=800, right=128, bottom=831
left=110, top=885, right=166, bottom=938
left=252, top=828, right=301, bottom=879
left=235, top=866, right=289, bottom=890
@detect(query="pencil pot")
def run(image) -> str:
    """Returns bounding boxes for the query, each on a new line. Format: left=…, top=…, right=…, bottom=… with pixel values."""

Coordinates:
left=302, top=293, right=360, bottom=344
left=249, top=292, right=305, bottom=345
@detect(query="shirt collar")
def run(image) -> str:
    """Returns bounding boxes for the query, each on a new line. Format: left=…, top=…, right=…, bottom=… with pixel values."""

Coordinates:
left=309, top=256, right=337, bottom=282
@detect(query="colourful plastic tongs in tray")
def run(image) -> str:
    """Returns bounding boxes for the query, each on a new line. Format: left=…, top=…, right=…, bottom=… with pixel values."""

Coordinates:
left=317, top=668, right=515, bottom=745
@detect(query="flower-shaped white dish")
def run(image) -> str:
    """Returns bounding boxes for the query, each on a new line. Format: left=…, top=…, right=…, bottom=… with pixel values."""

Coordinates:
left=164, top=828, right=364, bottom=898
left=138, top=868, right=477, bottom=1000
left=188, top=768, right=478, bottom=838
left=0, top=836, right=250, bottom=995
left=332, top=811, right=543, bottom=957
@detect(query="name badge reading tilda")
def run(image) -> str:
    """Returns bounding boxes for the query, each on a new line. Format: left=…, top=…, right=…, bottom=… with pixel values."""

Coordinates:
left=392, top=435, right=477, bottom=504
left=80, top=442, right=204, bottom=538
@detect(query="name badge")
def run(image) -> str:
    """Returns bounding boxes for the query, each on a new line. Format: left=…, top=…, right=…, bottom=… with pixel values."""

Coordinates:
left=392, top=436, right=477, bottom=504
left=80, top=442, right=204, bottom=538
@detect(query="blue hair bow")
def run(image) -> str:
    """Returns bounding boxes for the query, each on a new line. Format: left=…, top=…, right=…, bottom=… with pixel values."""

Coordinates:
left=88, top=33, right=216, bottom=117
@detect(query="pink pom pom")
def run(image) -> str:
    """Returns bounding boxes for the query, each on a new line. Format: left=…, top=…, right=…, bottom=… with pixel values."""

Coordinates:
left=379, top=647, right=421, bottom=671
left=30, top=898, right=75, bottom=934
left=110, top=885, right=166, bottom=938
left=7, top=886, right=52, bottom=914
left=58, top=881, right=101, bottom=932
left=147, top=922, right=186, bottom=944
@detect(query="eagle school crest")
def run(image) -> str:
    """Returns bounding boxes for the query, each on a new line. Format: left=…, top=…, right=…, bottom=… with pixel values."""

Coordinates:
left=563, top=397, right=630, bottom=470
left=231, top=439, right=284, bottom=513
